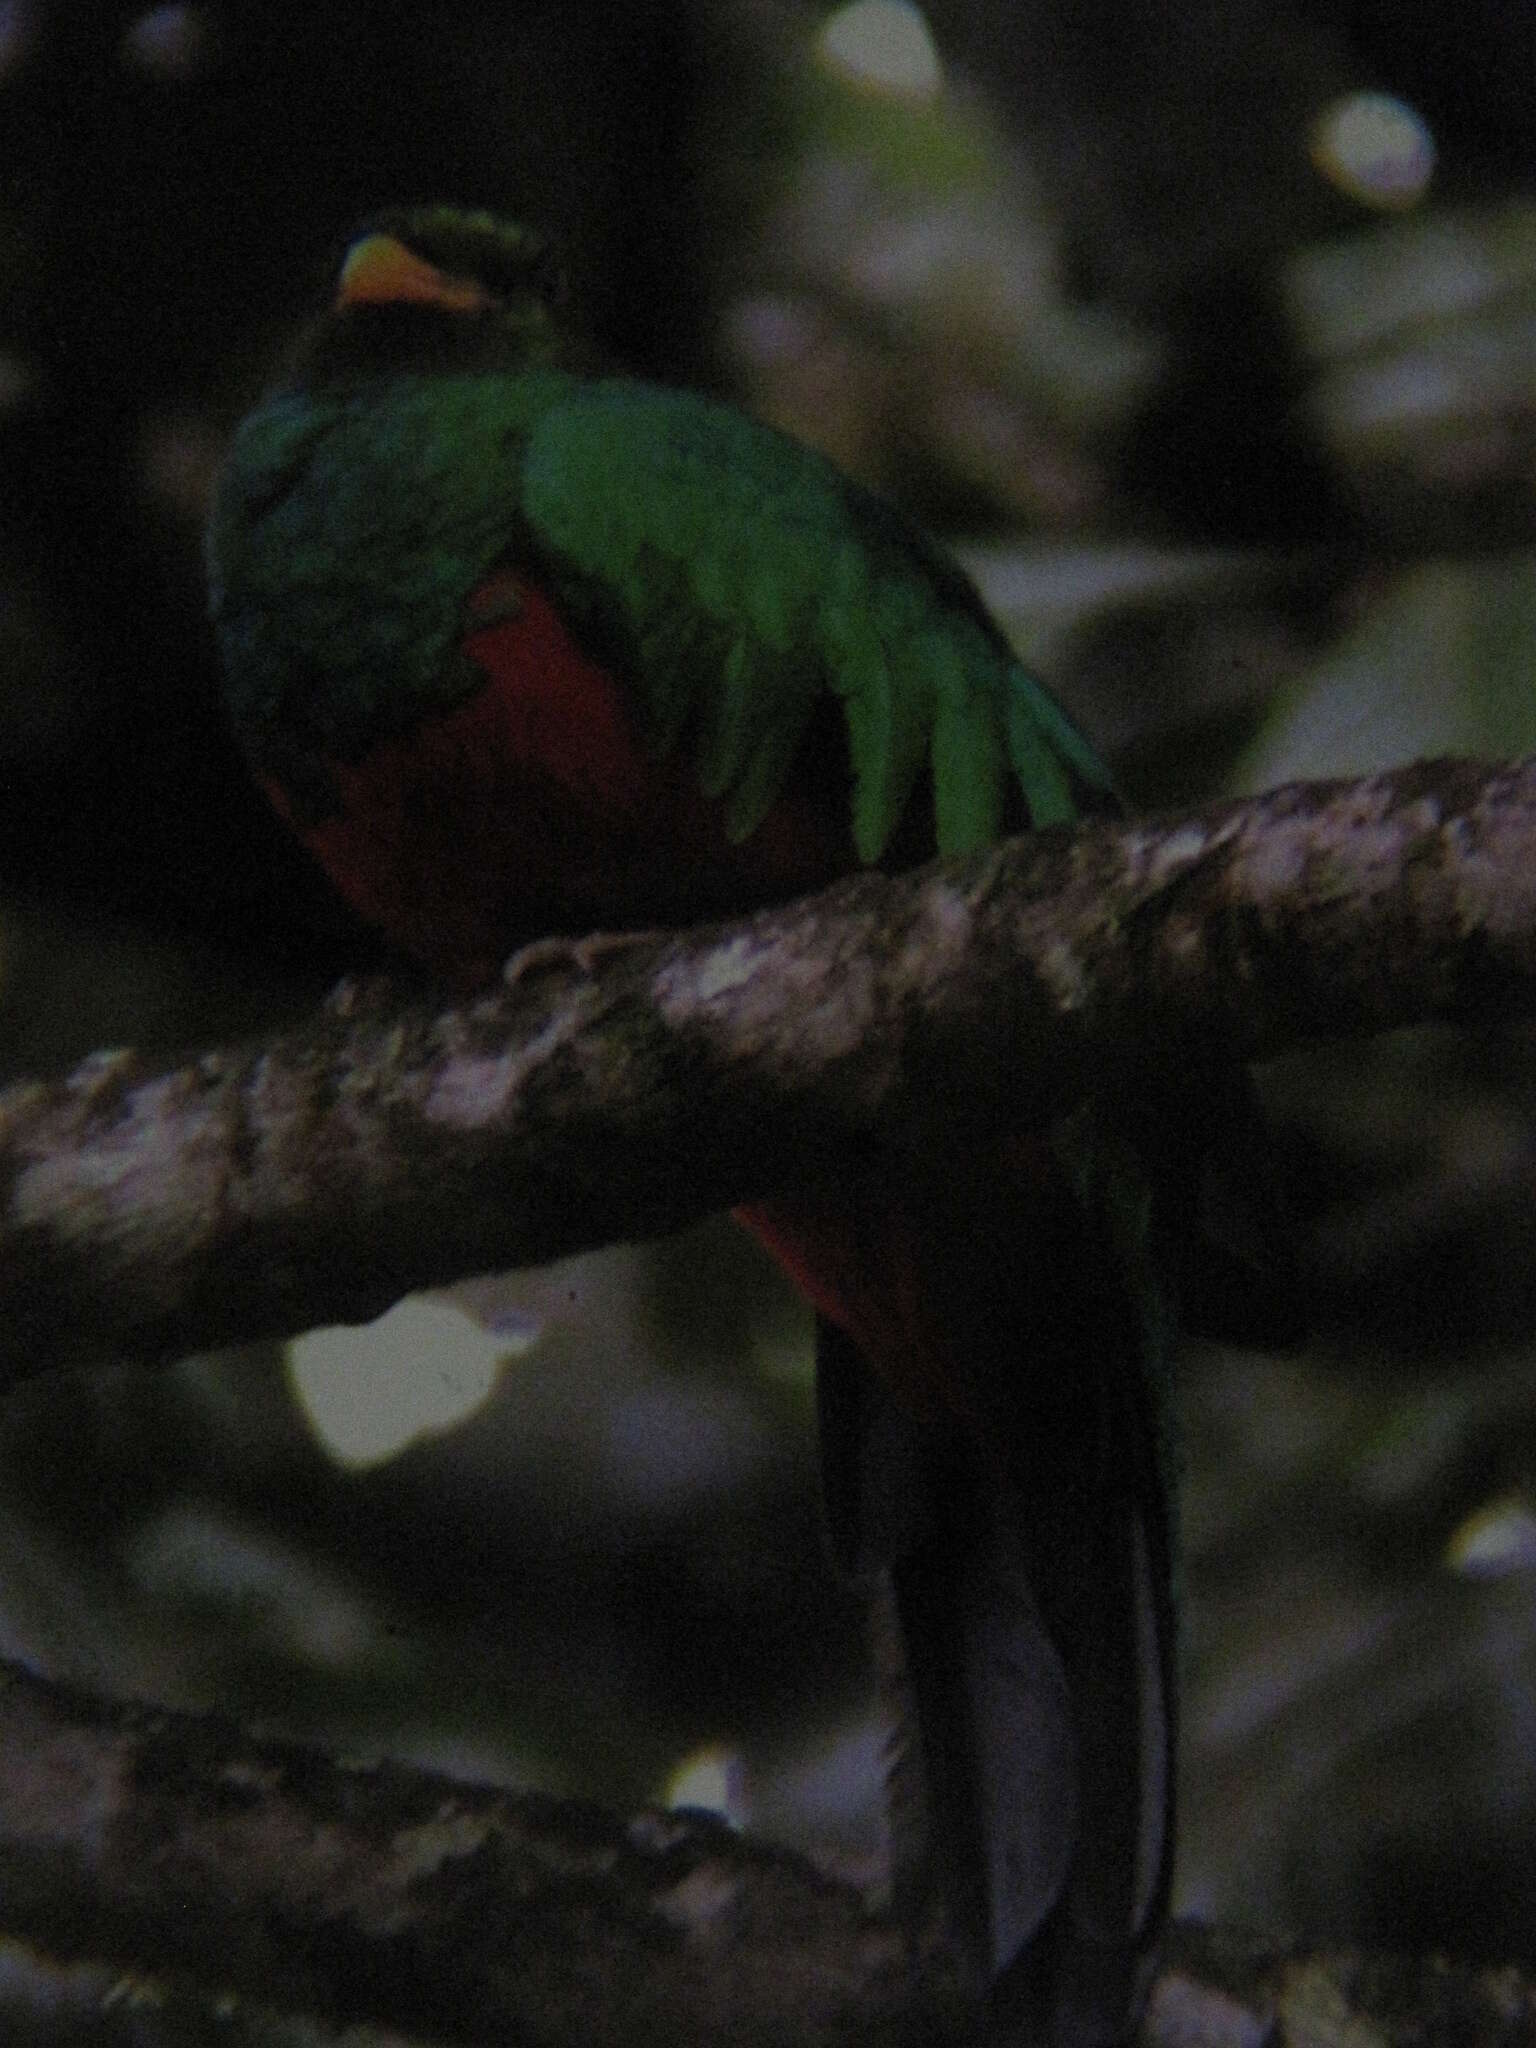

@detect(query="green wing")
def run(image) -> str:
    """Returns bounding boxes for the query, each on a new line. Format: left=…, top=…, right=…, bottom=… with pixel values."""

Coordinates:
left=522, top=381, right=1114, bottom=860
left=211, top=368, right=1112, bottom=854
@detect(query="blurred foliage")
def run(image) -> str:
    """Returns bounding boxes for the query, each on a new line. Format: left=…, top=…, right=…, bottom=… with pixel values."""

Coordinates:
left=1241, top=556, right=1536, bottom=785
left=1, top=0, right=1536, bottom=1979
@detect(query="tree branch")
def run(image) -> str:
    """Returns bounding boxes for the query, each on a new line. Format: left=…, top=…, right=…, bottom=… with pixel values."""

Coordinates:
left=2, top=1653, right=1532, bottom=2047
left=0, top=1655, right=953, bottom=2047
left=3, top=753, right=1536, bottom=1384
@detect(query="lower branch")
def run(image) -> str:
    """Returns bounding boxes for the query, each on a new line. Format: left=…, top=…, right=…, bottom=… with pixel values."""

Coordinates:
left=0, top=1656, right=1530, bottom=2046
left=0, top=1655, right=954, bottom=2048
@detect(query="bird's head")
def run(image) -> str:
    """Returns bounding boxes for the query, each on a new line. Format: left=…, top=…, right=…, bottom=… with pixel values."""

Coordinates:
left=294, top=206, right=590, bottom=383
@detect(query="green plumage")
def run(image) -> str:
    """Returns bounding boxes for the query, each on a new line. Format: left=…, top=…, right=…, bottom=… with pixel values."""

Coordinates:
left=210, top=368, right=1111, bottom=857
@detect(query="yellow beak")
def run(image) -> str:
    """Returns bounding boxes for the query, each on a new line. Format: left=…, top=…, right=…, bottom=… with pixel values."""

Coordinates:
left=335, top=233, right=491, bottom=314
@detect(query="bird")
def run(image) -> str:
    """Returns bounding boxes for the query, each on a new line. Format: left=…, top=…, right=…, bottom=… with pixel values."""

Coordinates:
left=208, top=204, right=1180, bottom=2044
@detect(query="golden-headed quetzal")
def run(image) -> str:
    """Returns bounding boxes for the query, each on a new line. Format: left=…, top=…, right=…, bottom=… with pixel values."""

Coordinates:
left=207, top=206, right=1180, bottom=2045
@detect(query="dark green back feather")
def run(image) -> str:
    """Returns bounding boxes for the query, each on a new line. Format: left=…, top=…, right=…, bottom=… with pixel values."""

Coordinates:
left=209, top=369, right=1113, bottom=852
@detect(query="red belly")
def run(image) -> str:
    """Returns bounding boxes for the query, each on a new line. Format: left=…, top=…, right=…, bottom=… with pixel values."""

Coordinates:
left=265, top=572, right=856, bottom=988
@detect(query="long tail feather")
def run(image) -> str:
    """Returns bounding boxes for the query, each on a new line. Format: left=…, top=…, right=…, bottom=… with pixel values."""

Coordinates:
left=815, top=1308, right=1175, bottom=2046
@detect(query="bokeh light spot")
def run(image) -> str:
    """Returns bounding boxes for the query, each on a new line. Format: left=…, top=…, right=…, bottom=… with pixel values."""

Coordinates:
left=1310, top=90, right=1435, bottom=212
left=288, top=1295, right=534, bottom=1470
left=817, top=0, right=942, bottom=102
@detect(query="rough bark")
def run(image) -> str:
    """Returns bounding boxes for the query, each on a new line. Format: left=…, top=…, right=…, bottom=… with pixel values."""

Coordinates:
left=0, top=1656, right=948, bottom=2047
left=1, top=1655, right=1533, bottom=2047
left=3, top=754, right=1536, bottom=1384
